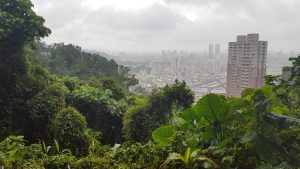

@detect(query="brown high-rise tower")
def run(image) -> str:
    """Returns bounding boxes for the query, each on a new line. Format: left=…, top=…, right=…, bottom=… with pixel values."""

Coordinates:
left=226, top=34, right=267, bottom=97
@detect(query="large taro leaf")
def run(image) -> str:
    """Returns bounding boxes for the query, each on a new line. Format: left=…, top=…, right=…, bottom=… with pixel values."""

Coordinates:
left=178, top=108, right=201, bottom=123
left=193, top=93, right=229, bottom=124
left=178, top=108, right=209, bottom=133
left=242, top=132, right=287, bottom=164
left=152, top=125, right=177, bottom=146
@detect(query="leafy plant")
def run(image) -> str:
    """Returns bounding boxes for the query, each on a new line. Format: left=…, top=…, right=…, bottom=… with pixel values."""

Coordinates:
left=0, top=136, right=27, bottom=169
left=52, top=107, right=89, bottom=157
left=67, top=83, right=127, bottom=144
left=153, top=93, right=233, bottom=147
left=27, top=82, right=67, bottom=142
left=41, top=141, right=51, bottom=155
left=123, top=80, right=194, bottom=143
left=152, top=125, right=177, bottom=146
left=160, top=147, right=218, bottom=169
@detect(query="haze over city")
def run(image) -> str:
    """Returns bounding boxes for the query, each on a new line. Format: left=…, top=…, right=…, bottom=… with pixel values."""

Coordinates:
left=32, top=0, right=300, bottom=52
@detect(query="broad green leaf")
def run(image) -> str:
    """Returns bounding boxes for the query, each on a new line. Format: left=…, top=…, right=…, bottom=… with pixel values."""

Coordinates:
left=228, top=98, right=247, bottom=114
left=194, top=93, right=229, bottom=123
left=152, top=125, right=177, bottom=146
left=242, top=132, right=287, bottom=163
left=183, top=147, right=191, bottom=165
left=179, top=108, right=200, bottom=123
left=178, top=121, right=190, bottom=131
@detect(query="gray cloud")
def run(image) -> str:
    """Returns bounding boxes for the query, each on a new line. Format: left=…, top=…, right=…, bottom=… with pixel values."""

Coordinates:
left=33, top=0, right=85, bottom=29
left=85, top=4, right=183, bottom=31
left=32, top=0, right=300, bottom=52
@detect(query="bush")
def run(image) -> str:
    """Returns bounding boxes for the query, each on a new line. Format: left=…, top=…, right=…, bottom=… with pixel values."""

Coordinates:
left=43, top=154, right=76, bottom=169
left=108, top=142, right=169, bottom=169
left=27, top=82, right=67, bottom=142
left=67, top=84, right=127, bottom=145
left=52, top=107, right=89, bottom=157
left=122, top=100, right=151, bottom=142
left=122, top=81, right=194, bottom=143
left=74, top=156, right=108, bottom=169
left=80, top=142, right=169, bottom=169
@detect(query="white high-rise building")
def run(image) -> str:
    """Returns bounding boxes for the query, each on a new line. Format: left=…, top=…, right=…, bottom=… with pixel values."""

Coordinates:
left=209, top=44, right=214, bottom=57
left=215, top=44, right=220, bottom=56
left=226, top=33, right=267, bottom=97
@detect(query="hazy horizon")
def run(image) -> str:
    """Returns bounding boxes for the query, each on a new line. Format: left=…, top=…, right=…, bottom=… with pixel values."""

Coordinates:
left=32, top=0, right=300, bottom=53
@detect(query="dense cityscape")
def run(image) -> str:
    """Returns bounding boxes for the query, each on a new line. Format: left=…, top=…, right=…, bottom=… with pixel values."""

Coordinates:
left=99, top=38, right=297, bottom=99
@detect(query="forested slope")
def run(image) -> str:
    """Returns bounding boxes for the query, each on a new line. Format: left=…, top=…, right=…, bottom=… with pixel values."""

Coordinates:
left=33, top=42, right=138, bottom=89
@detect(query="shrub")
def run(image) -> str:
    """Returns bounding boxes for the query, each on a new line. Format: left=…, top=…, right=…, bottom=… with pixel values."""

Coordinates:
left=52, top=107, right=89, bottom=157
left=122, top=100, right=150, bottom=142
left=67, top=84, right=127, bottom=145
left=100, top=142, right=169, bottom=169
left=27, top=82, right=67, bottom=142
left=43, top=153, right=76, bottom=169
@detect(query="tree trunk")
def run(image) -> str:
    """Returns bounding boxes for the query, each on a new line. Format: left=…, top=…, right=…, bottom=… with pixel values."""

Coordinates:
left=11, top=161, right=18, bottom=169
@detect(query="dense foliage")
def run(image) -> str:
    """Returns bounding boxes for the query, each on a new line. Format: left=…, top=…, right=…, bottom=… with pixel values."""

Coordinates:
left=265, top=56, right=300, bottom=118
left=0, top=0, right=50, bottom=87
left=152, top=61, right=300, bottom=168
left=122, top=80, right=194, bottom=143
left=33, top=43, right=138, bottom=89
left=52, top=107, right=89, bottom=157
left=0, top=0, right=300, bottom=168
left=0, top=0, right=51, bottom=139
left=63, top=77, right=128, bottom=144
left=27, top=82, right=67, bottom=142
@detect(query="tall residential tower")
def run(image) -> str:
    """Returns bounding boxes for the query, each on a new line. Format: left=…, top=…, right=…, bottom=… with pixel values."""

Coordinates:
left=226, top=34, right=267, bottom=97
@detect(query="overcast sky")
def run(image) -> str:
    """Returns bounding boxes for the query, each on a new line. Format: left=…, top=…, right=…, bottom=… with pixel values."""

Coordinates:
left=32, top=0, right=300, bottom=52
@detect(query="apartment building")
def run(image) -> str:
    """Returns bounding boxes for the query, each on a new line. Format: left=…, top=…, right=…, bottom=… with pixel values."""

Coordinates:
left=226, top=34, right=267, bottom=97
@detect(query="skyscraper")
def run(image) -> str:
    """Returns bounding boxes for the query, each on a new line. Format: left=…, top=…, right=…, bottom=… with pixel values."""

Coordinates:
left=215, top=44, right=220, bottom=56
left=226, top=33, right=267, bottom=97
left=209, top=44, right=214, bottom=57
